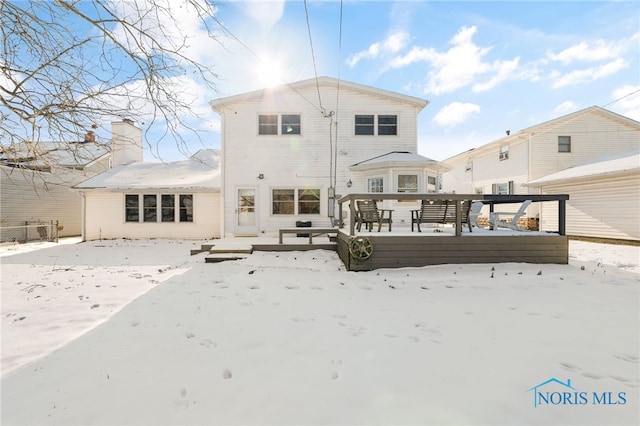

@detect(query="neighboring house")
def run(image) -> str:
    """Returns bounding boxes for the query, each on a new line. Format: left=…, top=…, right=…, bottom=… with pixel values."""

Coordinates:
left=210, top=76, right=449, bottom=236
left=442, top=106, right=640, bottom=237
left=525, top=149, right=639, bottom=241
left=74, top=149, right=221, bottom=241
left=0, top=119, right=141, bottom=240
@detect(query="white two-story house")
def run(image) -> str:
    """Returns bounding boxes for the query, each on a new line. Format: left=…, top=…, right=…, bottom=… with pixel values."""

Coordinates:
left=210, top=77, right=449, bottom=237
left=442, top=106, right=640, bottom=240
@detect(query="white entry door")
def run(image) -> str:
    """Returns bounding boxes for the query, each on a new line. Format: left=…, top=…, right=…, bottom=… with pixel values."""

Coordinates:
left=236, top=188, right=258, bottom=235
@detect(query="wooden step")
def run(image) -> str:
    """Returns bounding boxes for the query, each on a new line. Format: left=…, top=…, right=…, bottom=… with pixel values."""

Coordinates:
left=190, top=244, right=215, bottom=256
left=205, top=253, right=250, bottom=263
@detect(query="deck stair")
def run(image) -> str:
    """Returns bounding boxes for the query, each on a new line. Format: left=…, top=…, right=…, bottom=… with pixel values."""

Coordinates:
left=190, top=244, right=214, bottom=256
left=204, top=242, right=254, bottom=263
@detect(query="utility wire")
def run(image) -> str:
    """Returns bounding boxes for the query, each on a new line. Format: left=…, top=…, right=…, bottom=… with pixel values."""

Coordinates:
left=332, top=0, right=344, bottom=190
left=304, top=0, right=324, bottom=114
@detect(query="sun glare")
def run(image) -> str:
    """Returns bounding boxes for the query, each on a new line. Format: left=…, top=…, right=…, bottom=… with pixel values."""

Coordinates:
left=256, top=57, right=286, bottom=88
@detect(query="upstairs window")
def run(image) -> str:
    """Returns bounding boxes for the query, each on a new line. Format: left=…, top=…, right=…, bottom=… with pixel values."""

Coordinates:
left=558, top=136, right=571, bottom=153
left=258, top=114, right=278, bottom=135
left=355, top=115, right=374, bottom=135
left=259, top=114, right=301, bottom=135
left=354, top=114, right=397, bottom=136
left=281, top=114, right=301, bottom=135
left=499, top=145, right=509, bottom=161
left=378, top=115, right=398, bottom=135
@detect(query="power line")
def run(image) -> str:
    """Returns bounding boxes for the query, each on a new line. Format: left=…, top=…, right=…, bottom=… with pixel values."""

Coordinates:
left=333, top=0, right=344, bottom=190
left=304, top=0, right=324, bottom=114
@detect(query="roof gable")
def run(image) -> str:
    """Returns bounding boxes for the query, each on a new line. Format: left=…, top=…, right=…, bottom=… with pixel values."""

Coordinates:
left=210, top=76, right=428, bottom=110
left=444, top=106, right=640, bottom=161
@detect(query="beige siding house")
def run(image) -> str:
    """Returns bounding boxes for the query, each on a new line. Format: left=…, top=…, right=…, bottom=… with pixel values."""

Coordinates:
left=526, top=150, right=639, bottom=241
left=74, top=150, right=221, bottom=241
left=210, top=77, right=449, bottom=236
left=0, top=120, right=140, bottom=241
left=442, top=106, right=640, bottom=238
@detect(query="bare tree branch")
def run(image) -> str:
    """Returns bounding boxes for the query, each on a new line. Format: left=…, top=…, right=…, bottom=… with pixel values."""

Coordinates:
left=1, top=0, right=221, bottom=172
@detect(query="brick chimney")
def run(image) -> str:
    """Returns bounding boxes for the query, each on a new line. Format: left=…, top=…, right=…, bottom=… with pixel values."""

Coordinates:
left=111, top=119, right=142, bottom=166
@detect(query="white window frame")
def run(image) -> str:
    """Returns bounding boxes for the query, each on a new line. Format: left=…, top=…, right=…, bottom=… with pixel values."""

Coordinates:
left=258, top=113, right=301, bottom=136
left=499, top=145, right=509, bottom=161
left=271, top=188, right=321, bottom=215
left=354, top=114, right=398, bottom=136
left=395, top=172, right=420, bottom=193
left=124, top=193, right=194, bottom=223
left=367, top=176, right=385, bottom=193
left=558, top=136, right=571, bottom=153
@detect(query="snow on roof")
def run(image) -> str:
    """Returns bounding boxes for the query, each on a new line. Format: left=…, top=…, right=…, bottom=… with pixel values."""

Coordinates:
left=0, top=142, right=110, bottom=169
left=74, top=149, right=221, bottom=190
left=526, top=149, right=640, bottom=186
left=350, top=151, right=451, bottom=172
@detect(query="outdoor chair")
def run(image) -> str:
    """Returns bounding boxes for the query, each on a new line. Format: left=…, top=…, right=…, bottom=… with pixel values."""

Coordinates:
left=489, top=199, right=532, bottom=231
left=356, top=200, right=393, bottom=232
left=443, top=199, right=476, bottom=232
left=468, top=201, right=484, bottom=229
left=411, top=200, right=448, bottom=232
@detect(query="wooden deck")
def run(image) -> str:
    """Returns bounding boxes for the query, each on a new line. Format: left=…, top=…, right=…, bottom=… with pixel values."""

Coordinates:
left=337, top=232, right=568, bottom=271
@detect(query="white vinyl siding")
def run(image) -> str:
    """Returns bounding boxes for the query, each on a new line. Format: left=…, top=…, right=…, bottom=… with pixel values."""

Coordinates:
left=538, top=176, right=639, bottom=241
left=217, top=82, right=420, bottom=235
left=530, top=112, right=640, bottom=181
left=0, top=165, right=105, bottom=238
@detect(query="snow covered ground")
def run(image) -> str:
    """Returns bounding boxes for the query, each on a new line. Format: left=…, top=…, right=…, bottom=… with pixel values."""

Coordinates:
left=1, top=237, right=638, bottom=425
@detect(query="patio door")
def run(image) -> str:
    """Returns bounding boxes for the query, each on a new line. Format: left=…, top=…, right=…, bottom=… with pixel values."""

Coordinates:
left=236, top=188, right=258, bottom=235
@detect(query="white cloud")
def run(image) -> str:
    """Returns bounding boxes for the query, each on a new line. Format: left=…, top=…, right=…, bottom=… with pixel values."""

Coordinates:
left=552, top=58, right=628, bottom=88
left=346, top=31, right=410, bottom=67
left=547, top=40, right=625, bottom=64
left=390, top=26, right=520, bottom=95
left=241, top=0, right=285, bottom=28
left=472, top=57, right=520, bottom=92
left=554, top=101, right=580, bottom=115
left=432, top=102, right=481, bottom=128
left=611, top=84, right=640, bottom=121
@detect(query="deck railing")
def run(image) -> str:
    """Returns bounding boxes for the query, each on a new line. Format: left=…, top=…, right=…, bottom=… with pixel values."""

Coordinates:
left=337, top=193, right=569, bottom=237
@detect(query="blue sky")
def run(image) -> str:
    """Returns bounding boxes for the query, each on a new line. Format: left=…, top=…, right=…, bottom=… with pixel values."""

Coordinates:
left=144, top=0, right=640, bottom=161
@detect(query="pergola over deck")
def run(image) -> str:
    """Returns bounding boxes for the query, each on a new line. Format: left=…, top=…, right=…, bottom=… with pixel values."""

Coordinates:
left=338, top=193, right=569, bottom=236
left=335, top=193, right=570, bottom=271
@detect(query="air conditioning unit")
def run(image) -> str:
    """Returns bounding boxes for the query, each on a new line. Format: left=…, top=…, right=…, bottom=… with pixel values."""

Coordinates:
left=499, top=152, right=509, bottom=160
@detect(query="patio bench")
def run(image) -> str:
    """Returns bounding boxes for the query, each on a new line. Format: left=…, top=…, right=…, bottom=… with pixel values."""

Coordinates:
left=278, top=227, right=339, bottom=244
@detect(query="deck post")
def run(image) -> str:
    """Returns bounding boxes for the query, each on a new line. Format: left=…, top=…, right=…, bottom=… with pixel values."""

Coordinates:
left=349, top=201, right=356, bottom=236
left=558, top=199, right=566, bottom=235
left=455, top=200, right=462, bottom=236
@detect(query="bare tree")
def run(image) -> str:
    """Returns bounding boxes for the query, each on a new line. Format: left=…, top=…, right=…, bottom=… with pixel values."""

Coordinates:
left=0, top=0, right=220, bottom=166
